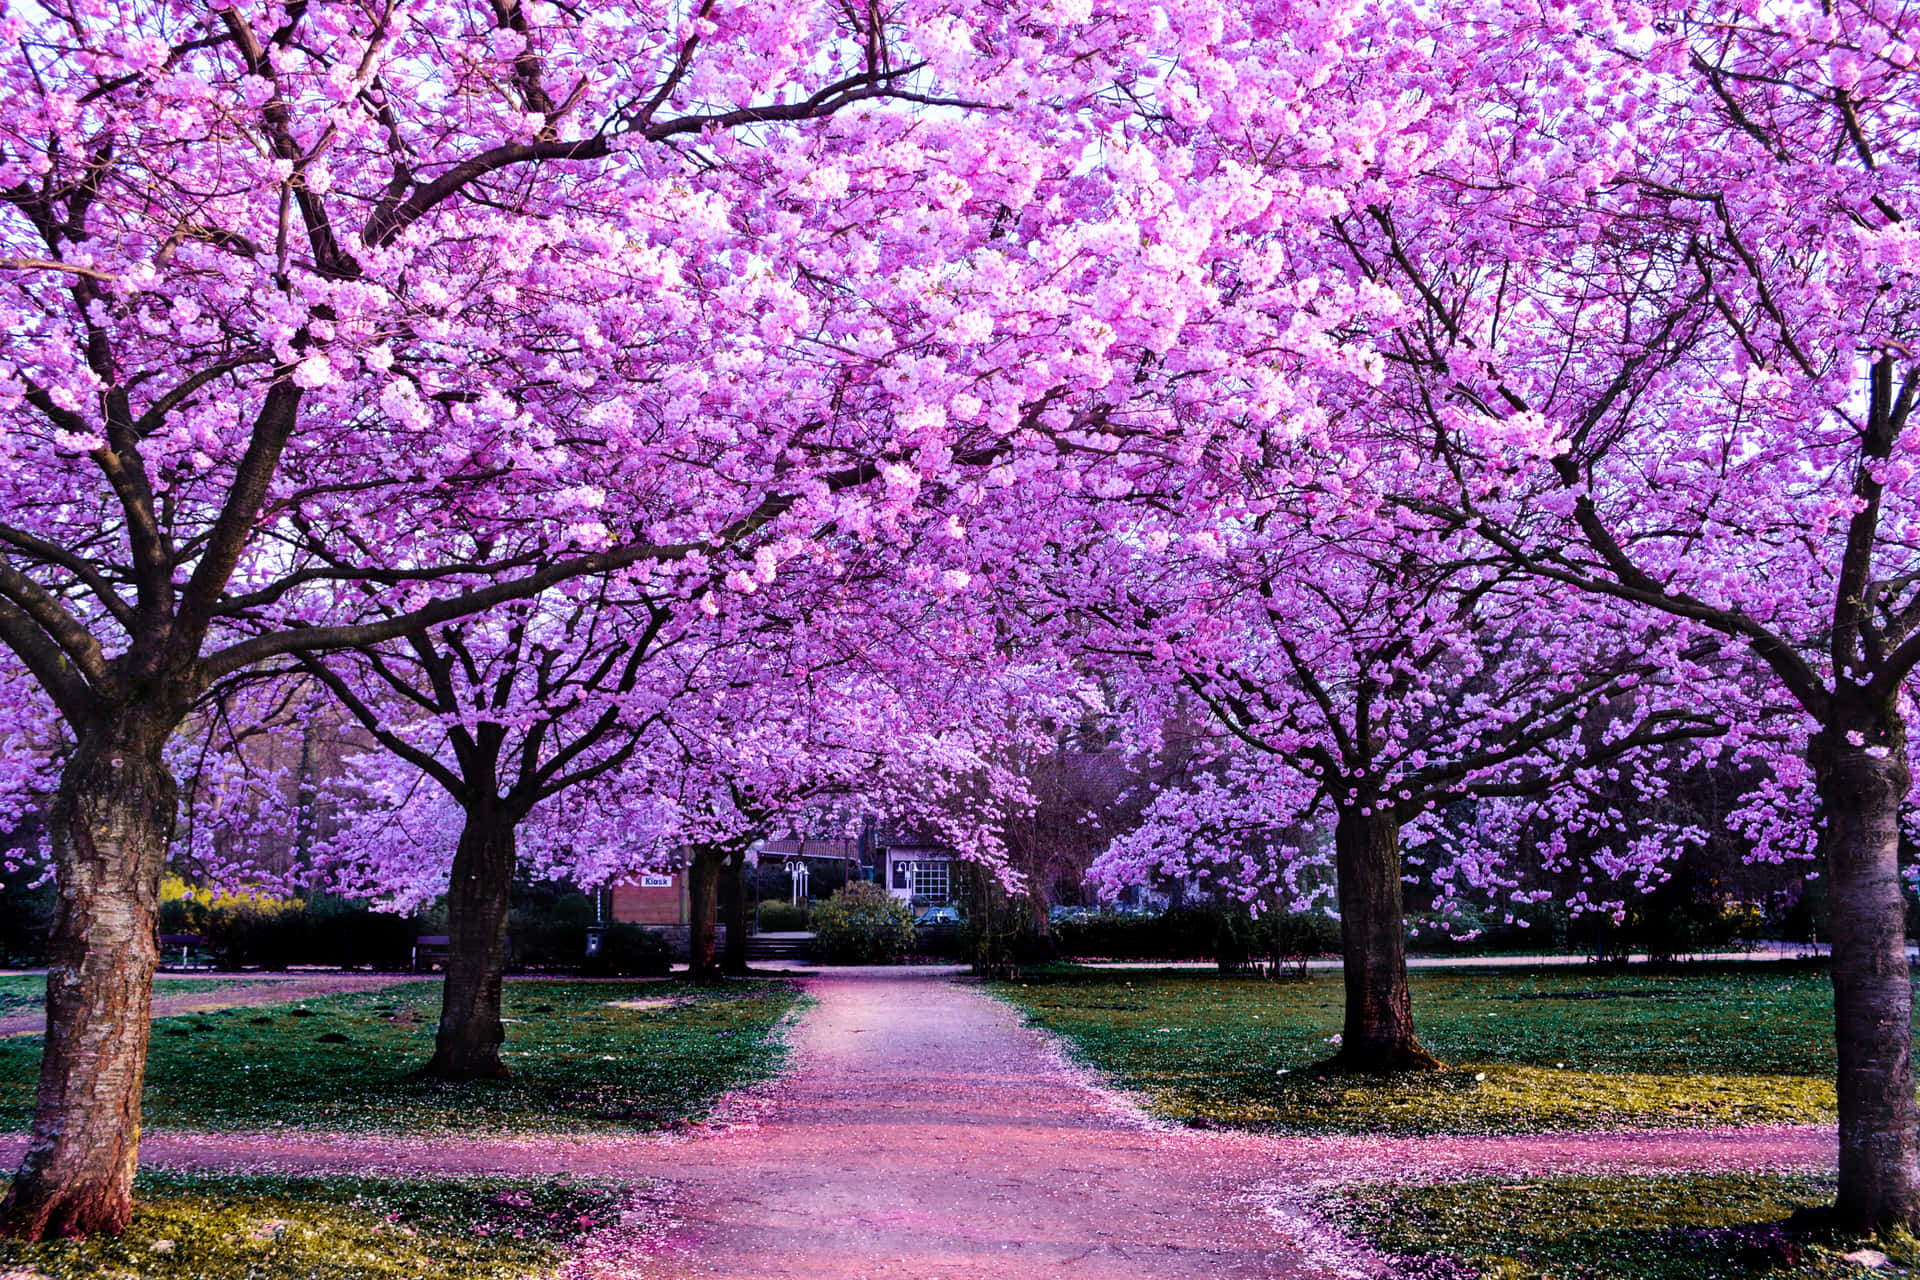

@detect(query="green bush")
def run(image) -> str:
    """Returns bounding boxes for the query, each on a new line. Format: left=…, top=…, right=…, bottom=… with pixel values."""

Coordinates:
left=1267, top=909, right=1342, bottom=973
left=583, top=923, right=672, bottom=977
left=158, top=894, right=418, bottom=970
left=0, top=874, right=52, bottom=967
left=1052, top=907, right=1218, bottom=960
left=756, top=900, right=811, bottom=932
left=511, top=891, right=594, bottom=968
left=1052, top=906, right=1341, bottom=968
left=810, top=883, right=916, bottom=964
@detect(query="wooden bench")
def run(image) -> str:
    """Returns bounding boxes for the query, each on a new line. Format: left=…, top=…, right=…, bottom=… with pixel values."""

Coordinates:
left=412, top=935, right=450, bottom=972
left=413, top=935, right=511, bottom=972
left=158, top=933, right=212, bottom=969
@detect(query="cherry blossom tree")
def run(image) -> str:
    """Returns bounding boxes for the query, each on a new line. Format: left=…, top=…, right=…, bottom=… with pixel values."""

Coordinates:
left=620, top=604, right=1055, bottom=979
left=1070, top=495, right=1727, bottom=1070
left=301, top=582, right=683, bottom=1078
left=0, top=0, right=1341, bottom=1236
left=1292, top=0, right=1920, bottom=1229
left=0, top=0, right=1466, bottom=1233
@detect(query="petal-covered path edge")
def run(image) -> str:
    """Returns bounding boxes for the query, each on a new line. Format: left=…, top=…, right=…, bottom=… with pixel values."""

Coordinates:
left=0, top=970, right=1841, bottom=1278
left=0, top=973, right=424, bottom=1039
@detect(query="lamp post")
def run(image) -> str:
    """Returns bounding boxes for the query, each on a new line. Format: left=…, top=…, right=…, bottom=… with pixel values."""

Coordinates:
left=746, top=841, right=763, bottom=934
left=585, top=881, right=606, bottom=961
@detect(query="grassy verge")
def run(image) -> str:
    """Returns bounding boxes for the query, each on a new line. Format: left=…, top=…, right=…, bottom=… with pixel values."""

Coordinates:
left=0, top=1170, right=628, bottom=1279
left=0, top=976, right=281, bottom=1020
left=0, top=978, right=801, bottom=1135
left=1326, top=1174, right=1914, bottom=1279
left=991, top=964, right=1848, bottom=1133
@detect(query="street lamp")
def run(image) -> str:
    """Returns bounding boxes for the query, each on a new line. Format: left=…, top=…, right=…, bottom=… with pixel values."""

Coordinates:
left=746, top=841, right=764, bottom=933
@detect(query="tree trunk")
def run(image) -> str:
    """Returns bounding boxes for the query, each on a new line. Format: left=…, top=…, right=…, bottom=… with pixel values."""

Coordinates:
left=1029, top=892, right=1060, bottom=963
left=1812, top=721, right=1920, bottom=1232
left=1329, top=799, right=1439, bottom=1073
left=723, top=847, right=749, bottom=976
left=423, top=808, right=517, bottom=1081
left=687, top=849, right=723, bottom=981
left=1, top=720, right=176, bottom=1239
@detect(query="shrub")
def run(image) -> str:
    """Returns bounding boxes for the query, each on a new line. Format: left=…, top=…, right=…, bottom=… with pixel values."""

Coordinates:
left=1051, top=906, right=1341, bottom=969
left=1214, top=911, right=1255, bottom=972
left=0, top=875, right=52, bottom=967
left=158, top=892, right=418, bottom=970
left=511, top=892, right=595, bottom=969
left=212, top=901, right=308, bottom=969
left=304, top=897, right=418, bottom=970
left=1264, top=910, right=1343, bottom=975
left=583, top=923, right=672, bottom=977
left=810, top=883, right=915, bottom=964
left=756, top=900, right=811, bottom=932
left=1051, top=907, right=1219, bottom=961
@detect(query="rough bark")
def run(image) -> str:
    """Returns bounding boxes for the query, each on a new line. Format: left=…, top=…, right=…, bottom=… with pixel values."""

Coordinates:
left=687, top=849, right=724, bottom=981
left=722, top=847, right=749, bottom=976
left=423, top=808, right=517, bottom=1081
left=0, top=718, right=176, bottom=1239
left=1329, top=800, right=1439, bottom=1073
left=1812, top=717, right=1920, bottom=1232
left=1028, top=893, right=1060, bottom=963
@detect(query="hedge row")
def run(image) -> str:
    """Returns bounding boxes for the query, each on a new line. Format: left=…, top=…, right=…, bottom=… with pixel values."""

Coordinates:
left=1050, top=907, right=1342, bottom=967
left=154, top=893, right=669, bottom=974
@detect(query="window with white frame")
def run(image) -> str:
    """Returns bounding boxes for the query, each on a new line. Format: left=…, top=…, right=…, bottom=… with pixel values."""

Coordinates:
left=911, top=860, right=950, bottom=903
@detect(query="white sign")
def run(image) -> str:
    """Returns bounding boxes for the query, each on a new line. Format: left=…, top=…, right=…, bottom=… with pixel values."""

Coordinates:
left=639, top=874, right=673, bottom=888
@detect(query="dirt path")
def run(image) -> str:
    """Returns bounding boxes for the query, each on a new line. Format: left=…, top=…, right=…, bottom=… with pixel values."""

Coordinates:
left=0, top=973, right=418, bottom=1038
left=0, top=969, right=1839, bottom=1278
left=578, top=967, right=1346, bottom=1278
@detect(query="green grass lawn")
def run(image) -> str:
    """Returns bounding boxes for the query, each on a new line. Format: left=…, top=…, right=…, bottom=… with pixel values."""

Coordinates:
left=0, top=1170, right=630, bottom=1280
left=1327, top=1174, right=1914, bottom=1279
left=0, top=975, right=280, bottom=1020
left=0, top=978, right=801, bottom=1136
left=991, top=964, right=1849, bottom=1133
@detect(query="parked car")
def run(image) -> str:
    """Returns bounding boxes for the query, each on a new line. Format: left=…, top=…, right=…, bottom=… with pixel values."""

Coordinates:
left=1048, top=905, right=1092, bottom=924
left=916, top=905, right=963, bottom=927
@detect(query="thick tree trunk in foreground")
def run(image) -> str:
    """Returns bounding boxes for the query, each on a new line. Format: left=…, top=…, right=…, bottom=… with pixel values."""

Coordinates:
left=1330, top=801, right=1439, bottom=1073
left=1813, top=721, right=1920, bottom=1232
left=722, top=848, right=749, bottom=976
left=424, top=810, right=517, bottom=1081
left=687, top=850, right=723, bottom=981
left=1, top=722, right=176, bottom=1239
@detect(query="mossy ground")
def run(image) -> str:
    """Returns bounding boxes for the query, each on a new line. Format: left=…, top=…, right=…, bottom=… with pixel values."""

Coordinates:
left=0, top=1170, right=629, bottom=1279
left=1327, top=1174, right=1916, bottom=1279
left=991, top=964, right=1850, bottom=1133
left=0, top=978, right=801, bottom=1135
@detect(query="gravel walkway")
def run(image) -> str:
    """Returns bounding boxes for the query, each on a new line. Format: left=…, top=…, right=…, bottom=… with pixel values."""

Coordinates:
left=590, top=966, right=1343, bottom=1278
left=0, top=973, right=420, bottom=1038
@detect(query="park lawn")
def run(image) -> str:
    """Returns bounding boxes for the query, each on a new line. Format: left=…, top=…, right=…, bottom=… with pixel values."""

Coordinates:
left=991, top=964, right=1845, bottom=1133
left=0, top=1170, right=629, bottom=1280
left=0, top=978, right=801, bottom=1136
left=1326, top=1173, right=1914, bottom=1279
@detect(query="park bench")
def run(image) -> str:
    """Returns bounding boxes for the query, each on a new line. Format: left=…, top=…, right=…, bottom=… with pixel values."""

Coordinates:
left=412, top=935, right=511, bottom=972
left=158, top=933, right=212, bottom=969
